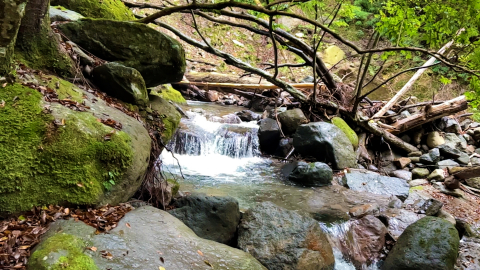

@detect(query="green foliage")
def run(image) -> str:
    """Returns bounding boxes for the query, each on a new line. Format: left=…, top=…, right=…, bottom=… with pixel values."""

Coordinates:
left=50, top=0, right=135, bottom=20
left=0, top=84, right=133, bottom=213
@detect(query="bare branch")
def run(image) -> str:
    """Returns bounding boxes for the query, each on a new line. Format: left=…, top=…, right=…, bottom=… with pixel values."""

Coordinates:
left=269, top=15, right=279, bottom=79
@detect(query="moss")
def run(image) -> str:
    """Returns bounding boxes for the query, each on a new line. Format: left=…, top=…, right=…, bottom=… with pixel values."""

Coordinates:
left=167, top=179, right=180, bottom=196
left=29, top=233, right=98, bottom=270
left=331, top=117, right=359, bottom=148
left=410, top=186, right=424, bottom=192
left=148, top=95, right=182, bottom=143
left=51, top=0, right=134, bottom=20
left=46, top=76, right=83, bottom=102
left=150, top=84, right=186, bottom=104
left=0, top=83, right=133, bottom=213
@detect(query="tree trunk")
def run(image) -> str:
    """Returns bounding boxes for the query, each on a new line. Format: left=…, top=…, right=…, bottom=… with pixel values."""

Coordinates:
left=16, top=0, right=74, bottom=77
left=0, top=0, right=27, bottom=75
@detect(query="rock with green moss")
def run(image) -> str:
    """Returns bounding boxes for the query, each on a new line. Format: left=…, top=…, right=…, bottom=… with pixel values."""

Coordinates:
left=58, top=19, right=186, bottom=87
left=150, top=84, right=186, bottom=104
left=148, top=94, right=182, bottom=143
left=50, top=0, right=134, bottom=20
left=331, top=117, right=358, bottom=148
left=29, top=206, right=267, bottom=270
left=0, top=81, right=150, bottom=214
left=0, top=0, right=27, bottom=75
left=92, top=62, right=148, bottom=105
left=383, top=216, right=459, bottom=270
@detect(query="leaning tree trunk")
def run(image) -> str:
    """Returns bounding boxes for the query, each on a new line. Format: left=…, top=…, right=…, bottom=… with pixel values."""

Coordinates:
left=15, top=0, right=74, bottom=77
left=0, top=0, right=27, bottom=75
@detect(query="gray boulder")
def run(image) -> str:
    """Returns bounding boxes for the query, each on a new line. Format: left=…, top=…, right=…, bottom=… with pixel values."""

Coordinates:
left=293, top=122, right=356, bottom=169
left=49, top=7, right=84, bottom=21
left=58, top=19, right=186, bottom=87
left=383, top=216, right=460, bottom=270
left=277, top=108, right=308, bottom=135
left=92, top=62, right=149, bottom=105
left=343, top=171, right=410, bottom=200
left=258, top=118, right=281, bottom=154
left=437, top=159, right=460, bottom=170
left=288, top=161, right=333, bottom=187
left=29, top=206, right=266, bottom=270
left=169, top=194, right=241, bottom=245
left=238, top=201, right=335, bottom=270
left=438, top=144, right=462, bottom=159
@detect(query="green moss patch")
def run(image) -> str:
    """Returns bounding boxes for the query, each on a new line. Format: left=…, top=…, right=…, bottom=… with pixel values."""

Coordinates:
left=0, top=84, right=133, bottom=213
left=331, top=117, right=358, bottom=148
left=51, top=0, right=134, bottom=20
left=29, top=233, right=98, bottom=270
left=46, top=76, right=84, bottom=102
left=150, top=84, right=186, bottom=104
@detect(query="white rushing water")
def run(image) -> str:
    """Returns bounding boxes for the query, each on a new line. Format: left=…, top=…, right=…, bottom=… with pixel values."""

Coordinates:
left=161, top=102, right=378, bottom=270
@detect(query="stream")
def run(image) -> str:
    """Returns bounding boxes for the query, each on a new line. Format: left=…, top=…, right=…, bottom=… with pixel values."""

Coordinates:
left=161, top=101, right=382, bottom=269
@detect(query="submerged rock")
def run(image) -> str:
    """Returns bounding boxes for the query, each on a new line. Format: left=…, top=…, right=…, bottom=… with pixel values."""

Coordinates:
left=92, top=62, right=149, bottom=105
left=238, top=201, right=335, bottom=270
left=343, top=170, right=410, bottom=200
left=293, top=122, right=356, bottom=169
left=58, top=19, right=186, bottom=87
left=169, top=194, right=241, bottom=245
left=29, top=206, right=266, bottom=270
left=288, top=161, right=333, bottom=187
left=383, top=216, right=459, bottom=270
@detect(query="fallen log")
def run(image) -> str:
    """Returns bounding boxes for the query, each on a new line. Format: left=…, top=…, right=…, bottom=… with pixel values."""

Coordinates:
left=386, top=95, right=468, bottom=134
left=358, top=120, right=419, bottom=153
left=176, top=80, right=317, bottom=90
left=452, top=166, right=480, bottom=179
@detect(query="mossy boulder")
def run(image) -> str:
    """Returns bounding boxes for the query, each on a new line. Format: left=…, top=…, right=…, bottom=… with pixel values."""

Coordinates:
left=0, top=81, right=151, bottom=214
left=29, top=207, right=267, bottom=270
left=331, top=117, right=358, bottom=148
left=148, top=94, right=182, bottom=143
left=0, top=0, right=27, bottom=75
left=150, top=84, right=186, bottom=104
left=58, top=19, right=186, bottom=87
left=50, top=0, right=134, bottom=20
left=383, top=216, right=460, bottom=270
left=91, top=62, right=148, bottom=105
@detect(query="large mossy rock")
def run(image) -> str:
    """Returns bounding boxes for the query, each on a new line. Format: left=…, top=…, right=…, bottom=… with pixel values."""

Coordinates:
left=148, top=93, right=182, bottom=143
left=0, top=81, right=151, bottom=213
left=50, top=0, right=134, bottom=20
left=293, top=122, right=356, bottom=169
left=28, top=206, right=267, bottom=270
left=238, top=201, right=335, bottom=270
left=91, top=62, right=148, bottom=105
left=149, top=84, right=186, bottom=104
left=58, top=19, right=186, bottom=87
left=169, top=194, right=241, bottom=245
left=331, top=117, right=358, bottom=148
left=382, top=216, right=460, bottom=270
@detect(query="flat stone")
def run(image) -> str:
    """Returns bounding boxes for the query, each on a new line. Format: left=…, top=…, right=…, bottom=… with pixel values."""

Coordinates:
left=409, top=157, right=420, bottom=163
left=409, top=179, right=429, bottom=187
left=437, top=159, right=460, bottom=170
left=408, top=151, right=423, bottom=157
left=391, top=170, right=412, bottom=181
left=432, top=182, right=464, bottom=198
left=348, top=203, right=380, bottom=218
left=419, top=148, right=441, bottom=164
left=456, top=152, right=470, bottom=165
left=437, top=144, right=462, bottom=158
left=412, top=168, right=430, bottom=179
left=343, top=171, right=410, bottom=200
left=444, top=133, right=468, bottom=150
left=394, top=157, right=411, bottom=169
left=379, top=208, right=424, bottom=240
left=465, top=177, right=480, bottom=189
left=427, top=169, right=446, bottom=181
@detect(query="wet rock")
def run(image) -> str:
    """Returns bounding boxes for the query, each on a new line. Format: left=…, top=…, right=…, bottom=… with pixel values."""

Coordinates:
left=456, top=237, right=480, bottom=270
left=390, top=170, right=412, bottom=181
left=419, top=148, right=441, bottom=164
left=427, top=169, right=446, bottom=181
left=379, top=208, right=424, bottom=240
left=342, top=215, right=387, bottom=268
left=92, top=62, right=149, bottom=105
left=29, top=207, right=266, bottom=270
left=426, top=131, right=445, bottom=148
left=348, top=204, right=379, bottom=218
left=206, top=90, right=219, bottom=102
left=343, top=171, right=410, bottom=201
left=409, top=179, right=429, bottom=187
left=412, top=168, right=430, bottom=179
left=418, top=198, right=443, bottom=216
left=437, top=159, right=460, bottom=170
left=293, top=122, right=356, bottom=169
left=236, top=110, right=261, bottom=122
left=465, top=177, right=480, bottom=189
left=312, top=205, right=351, bottom=224
left=383, top=217, right=459, bottom=270
left=169, top=194, right=241, bottom=245
left=258, top=118, right=281, bottom=155
left=277, top=108, right=308, bottom=135
left=220, top=114, right=242, bottom=124
left=288, top=161, right=333, bottom=187
left=238, top=202, right=335, bottom=270
left=275, top=138, right=293, bottom=157
left=394, top=157, right=411, bottom=169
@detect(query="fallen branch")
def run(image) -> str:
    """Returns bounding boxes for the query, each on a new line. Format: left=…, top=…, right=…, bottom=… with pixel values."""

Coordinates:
left=176, top=81, right=318, bottom=89
left=386, top=95, right=468, bottom=134
left=358, top=120, right=419, bottom=153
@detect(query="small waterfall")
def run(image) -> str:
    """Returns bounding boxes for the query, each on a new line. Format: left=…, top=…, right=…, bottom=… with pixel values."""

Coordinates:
left=167, top=111, right=260, bottom=158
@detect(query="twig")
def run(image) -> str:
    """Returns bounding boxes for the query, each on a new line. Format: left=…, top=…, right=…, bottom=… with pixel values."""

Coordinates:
left=186, top=58, right=216, bottom=66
